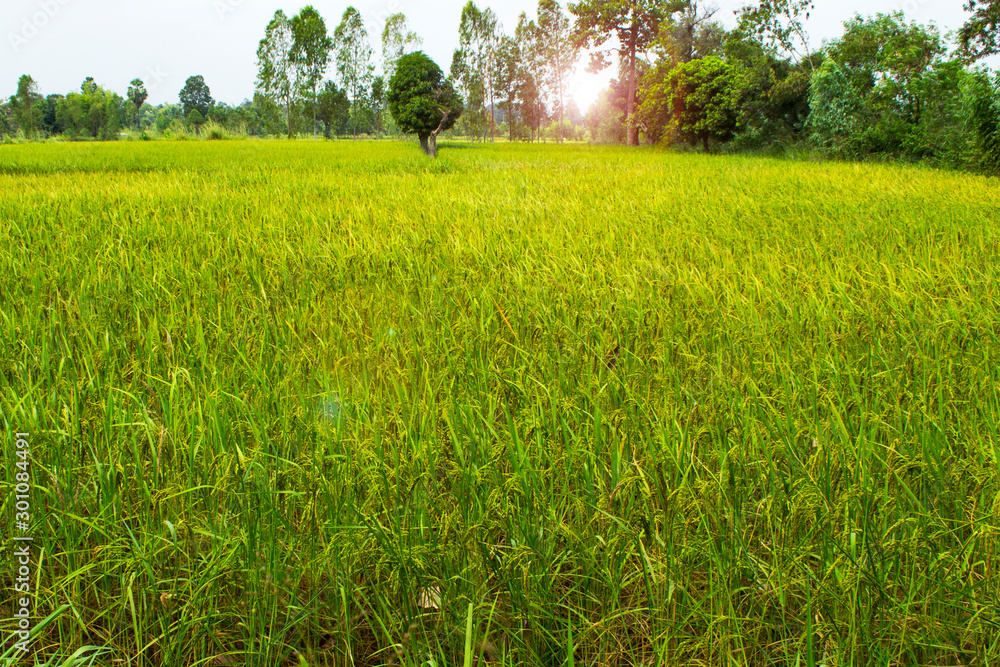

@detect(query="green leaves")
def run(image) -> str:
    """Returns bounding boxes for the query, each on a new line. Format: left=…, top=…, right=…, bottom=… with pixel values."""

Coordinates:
left=388, top=52, right=464, bottom=152
left=960, top=0, right=1000, bottom=61
left=179, top=75, right=214, bottom=118
left=334, top=7, right=375, bottom=137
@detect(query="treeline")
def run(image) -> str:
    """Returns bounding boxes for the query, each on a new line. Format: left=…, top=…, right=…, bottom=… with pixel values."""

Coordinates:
left=2, top=0, right=999, bottom=173
left=618, top=1, right=1000, bottom=173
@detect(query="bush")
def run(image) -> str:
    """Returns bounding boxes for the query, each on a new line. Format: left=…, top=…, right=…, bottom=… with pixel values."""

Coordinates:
left=203, top=120, right=228, bottom=141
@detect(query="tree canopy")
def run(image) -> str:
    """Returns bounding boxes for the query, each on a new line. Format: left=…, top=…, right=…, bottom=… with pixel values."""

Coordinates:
left=960, top=0, right=1000, bottom=60
left=179, top=76, right=214, bottom=118
left=388, top=51, right=464, bottom=156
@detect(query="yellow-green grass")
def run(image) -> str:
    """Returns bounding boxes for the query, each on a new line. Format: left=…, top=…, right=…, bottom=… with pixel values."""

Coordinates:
left=1, top=140, right=999, bottom=666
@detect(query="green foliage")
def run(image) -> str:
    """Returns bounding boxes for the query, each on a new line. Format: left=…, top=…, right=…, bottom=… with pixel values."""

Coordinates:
left=388, top=52, right=464, bottom=155
left=807, top=60, right=868, bottom=155
left=961, top=69, right=1000, bottom=173
left=334, top=6, right=375, bottom=138
left=257, top=10, right=297, bottom=138
left=641, top=56, right=737, bottom=150
left=54, top=78, right=124, bottom=140
left=587, top=80, right=627, bottom=143
left=127, top=79, right=148, bottom=112
left=317, top=80, right=350, bottom=138
left=11, top=74, right=43, bottom=136
left=809, top=14, right=963, bottom=161
left=960, top=0, right=1000, bottom=60
left=290, top=5, right=333, bottom=139
left=179, top=75, right=214, bottom=118
left=186, top=109, right=205, bottom=134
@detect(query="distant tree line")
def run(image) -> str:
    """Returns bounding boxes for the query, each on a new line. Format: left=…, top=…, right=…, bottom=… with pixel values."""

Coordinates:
left=1, top=0, right=998, bottom=172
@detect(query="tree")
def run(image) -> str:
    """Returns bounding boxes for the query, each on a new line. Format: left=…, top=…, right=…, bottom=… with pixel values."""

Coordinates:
left=39, top=94, right=64, bottom=135
left=317, top=80, right=350, bottom=138
left=516, top=12, right=547, bottom=141
left=538, top=0, right=578, bottom=142
left=56, top=78, right=124, bottom=140
left=371, top=76, right=386, bottom=136
left=641, top=56, right=737, bottom=150
left=127, top=79, right=148, bottom=130
left=257, top=10, right=298, bottom=138
left=806, top=59, right=868, bottom=155
left=334, top=7, right=375, bottom=138
left=291, top=6, right=334, bottom=140
left=494, top=35, right=521, bottom=141
left=179, top=76, right=214, bottom=118
left=960, top=0, right=1000, bottom=61
left=570, top=0, right=689, bottom=146
left=382, top=13, right=422, bottom=82
left=388, top=52, right=464, bottom=157
left=12, top=75, right=42, bottom=136
left=452, top=2, right=500, bottom=141
left=820, top=13, right=947, bottom=155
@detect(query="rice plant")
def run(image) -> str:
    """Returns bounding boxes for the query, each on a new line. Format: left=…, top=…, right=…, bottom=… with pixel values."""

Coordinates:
left=1, top=140, right=998, bottom=666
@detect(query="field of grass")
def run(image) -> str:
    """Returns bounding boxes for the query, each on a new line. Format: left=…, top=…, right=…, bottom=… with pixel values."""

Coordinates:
left=1, top=140, right=999, bottom=666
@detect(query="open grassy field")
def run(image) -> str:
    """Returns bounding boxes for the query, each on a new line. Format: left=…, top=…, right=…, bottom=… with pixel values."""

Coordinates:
left=1, top=140, right=999, bottom=666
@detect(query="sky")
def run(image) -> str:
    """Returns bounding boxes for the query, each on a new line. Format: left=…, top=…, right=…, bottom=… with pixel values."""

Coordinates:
left=1, top=0, right=993, bottom=110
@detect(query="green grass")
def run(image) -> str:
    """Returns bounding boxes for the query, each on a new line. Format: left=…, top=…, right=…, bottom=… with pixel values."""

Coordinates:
left=1, top=140, right=999, bottom=666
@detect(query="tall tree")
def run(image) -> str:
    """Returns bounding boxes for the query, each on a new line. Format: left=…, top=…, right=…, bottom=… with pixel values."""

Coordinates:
left=127, top=79, right=148, bottom=130
left=257, top=10, right=298, bottom=138
left=538, top=0, right=578, bottom=142
left=334, top=7, right=375, bottom=138
left=494, top=34, right=522, bottom=141
left=515, top=13, right=547, bottom=141
left=451, top=0, right=502, bottom=139
left=452, top=2, right=501, bottom=141
left=371, top=76, right=386, bottom=136
left=382, top=13, right=422, bottom=82
left=570, top=0, right=690, bottom=146
left=12, top=75, right=42, bottom=136
left=960, top=0, right=1000, bottom=60
left=388, top=51, right=464, bottom=156
left=179, top=76, right=214, bottom=118
left=291, top=6, right=333, bottom=140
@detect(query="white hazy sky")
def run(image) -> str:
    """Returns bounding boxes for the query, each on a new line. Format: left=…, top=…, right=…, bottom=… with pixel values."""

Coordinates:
left=1, top=0, right=991, bottom=109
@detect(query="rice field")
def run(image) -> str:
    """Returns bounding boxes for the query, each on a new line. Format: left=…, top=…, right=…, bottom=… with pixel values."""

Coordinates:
left=1, top=140, right=999, bottom=666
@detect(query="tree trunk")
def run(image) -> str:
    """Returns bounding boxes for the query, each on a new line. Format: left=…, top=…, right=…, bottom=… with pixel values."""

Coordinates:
left=559, top=73, right=565, bottom=143
left=313, top=86, right=318, bottom=141
left=509, top=93, right=515, bottom=143
left=419, top=133, right=431, bottom=155
left=626, top=20, right=638, bottom=147
left=287, top=99, right=293, bottom=139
